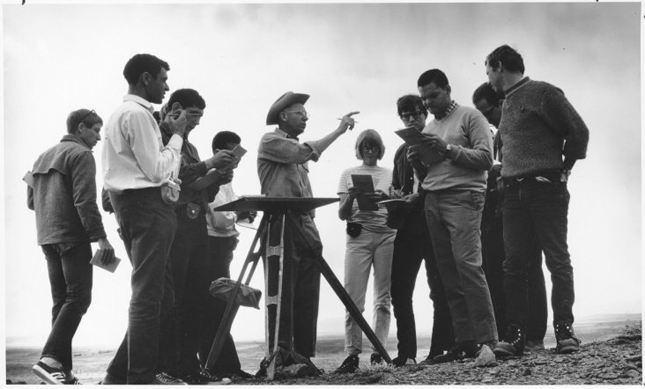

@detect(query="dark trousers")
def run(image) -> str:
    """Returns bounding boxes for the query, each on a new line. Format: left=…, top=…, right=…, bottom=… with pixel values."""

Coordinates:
left=160, top=211, right=211, bottom=377
left=502, top=179, right=574, bottom=330
left=390, top=226, right=453, bottom=359
left=265, top=214, right=321, bottom=358
left=41, top=242, right=93, bottom=371
left=106, top=188, right=177, bottom=384
left=481, top=215, right=547, bottom=342
left=198, top=236, right=242, bottom=374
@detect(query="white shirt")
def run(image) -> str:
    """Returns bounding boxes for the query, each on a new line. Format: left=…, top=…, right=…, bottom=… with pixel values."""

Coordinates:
left=206, top=182, right=240, bottom=238
left=102, top=94, right=183, bottom=192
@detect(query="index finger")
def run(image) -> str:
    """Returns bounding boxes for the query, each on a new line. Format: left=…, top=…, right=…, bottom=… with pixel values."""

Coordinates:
left=344, top=111, right=360, bottom=118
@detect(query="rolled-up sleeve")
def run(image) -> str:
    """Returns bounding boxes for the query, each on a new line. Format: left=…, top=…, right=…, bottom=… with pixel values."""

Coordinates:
left=258, top=133, right=320, bottom=164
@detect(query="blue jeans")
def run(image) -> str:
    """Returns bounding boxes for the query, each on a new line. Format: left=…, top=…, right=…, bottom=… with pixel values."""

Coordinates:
left=41, top=242, right=93, bottom=371
left=106, top=188, right=177, bottom=384
left=503, top=178, right=574, bottom=329
left=391, top=221, right=454, bottom=359
left=424, top=190, right=498, bottom=345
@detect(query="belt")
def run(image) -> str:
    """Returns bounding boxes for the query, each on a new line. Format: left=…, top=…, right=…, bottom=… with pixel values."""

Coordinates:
left=504, top=170, right=564, bottom=185
left=120, top=186, right=162, bottom=197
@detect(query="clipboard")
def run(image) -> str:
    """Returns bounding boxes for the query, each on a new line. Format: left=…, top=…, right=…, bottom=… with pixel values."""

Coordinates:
left=394, top=127, right=445, bottom=165
left=351, top=174, right=379, bottom=211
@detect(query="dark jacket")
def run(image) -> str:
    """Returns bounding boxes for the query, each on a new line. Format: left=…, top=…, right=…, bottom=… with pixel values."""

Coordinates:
left=392, top=143, right=428, bottom=232
left=28, top=135, right=106, bottom=245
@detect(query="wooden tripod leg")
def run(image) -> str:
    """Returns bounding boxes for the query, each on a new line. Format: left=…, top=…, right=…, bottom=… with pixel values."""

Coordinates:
left=266, top=214, right=286, bottom=380
left=205, top=214, right=267, bottom=372
left=285, top=212, right=392, bottom=364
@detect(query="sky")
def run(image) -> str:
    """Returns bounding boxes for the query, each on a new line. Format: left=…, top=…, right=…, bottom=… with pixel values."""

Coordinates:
left=2, top=0, right=642, bottom=360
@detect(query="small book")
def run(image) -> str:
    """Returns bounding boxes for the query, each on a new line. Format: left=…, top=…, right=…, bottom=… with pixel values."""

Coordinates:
left=190, top=145, right=247, bottom=191
left=90, top=249, right=121, bottom=273
left=394, top=127, right=445, bottom=165
left=351, top=174, right=379, bottom=211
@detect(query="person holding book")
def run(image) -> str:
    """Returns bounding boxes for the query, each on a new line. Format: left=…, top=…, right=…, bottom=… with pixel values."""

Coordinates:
left=27, top=108, right=115, bottom=384
left=158, top=88, right=238, bottom=384
left=388, top=95, right=454, bottom=367
left=335, top=129, right=396, bottom=374
left=410, top=68, right=498, bottom=367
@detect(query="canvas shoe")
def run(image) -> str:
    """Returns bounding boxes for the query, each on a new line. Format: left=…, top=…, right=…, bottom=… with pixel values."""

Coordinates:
left=32, top=361, right=77, bottom=385
left=391, top=356, right=416, bottom=367
left=370, top=353, right=384, bottom=366
left=427, top=341, right=479, bottom=364
left=152, top=372, right=188, bottom=385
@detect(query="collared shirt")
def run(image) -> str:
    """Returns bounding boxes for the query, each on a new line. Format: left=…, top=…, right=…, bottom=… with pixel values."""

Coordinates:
left=435, top=100, right=458, bottom=120
left=257, top=128, right=324, bottom=216
left=102, top=94, right=183, bottom=192
left=206, top=182, right=240, bottom=238
left=28, top=135, right=106, bottom=245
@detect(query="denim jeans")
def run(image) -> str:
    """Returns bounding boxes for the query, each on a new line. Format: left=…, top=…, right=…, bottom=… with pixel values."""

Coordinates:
left=391, top=223, right=454, bottom=359
left=481, top=207, right=548, bottom=342
left=106, top=188, right=177, bottom=384
left=503, top=179, right=574, bottom=329
left=40, top=242, right=93, bottom=371
left=159, top=211, right=211, bottom=377
left=198, top=236, right=242, bottom=374
left=424, top=190, right=498, bottom=345
left=343, top=228, right=396, bottom=355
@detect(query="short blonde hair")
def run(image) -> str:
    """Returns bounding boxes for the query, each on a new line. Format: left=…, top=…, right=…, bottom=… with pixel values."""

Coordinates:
left=355, top=129, right=385, bottom=160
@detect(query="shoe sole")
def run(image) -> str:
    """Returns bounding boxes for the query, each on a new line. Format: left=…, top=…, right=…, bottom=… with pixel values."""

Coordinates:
left=557, top=346, right=579, bottom=354
left=32, top=364, right=65, bottom=385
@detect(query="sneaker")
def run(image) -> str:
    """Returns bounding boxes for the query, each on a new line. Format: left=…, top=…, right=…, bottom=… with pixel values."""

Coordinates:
left=334, top=355, right=359, bottom=374
left=182, top=370, right=231, bottom=385
left=474, top=344, right=497, bottom=367
left=391, top=356, right=416, bottom=367
left=428, top=341, right=479, bottom=364
left=555, top=323, right=581, bottom=354
left=525, top=339, right=546, bottom=352
left=494, top=326, right=525, bottom=357
left=63, top=370, right=82, bottom=385
left=152, top=372, right=188, bottom=385
left=370, top=353, right=384, bottom=366
left=32, top=361, right=75, bottom=385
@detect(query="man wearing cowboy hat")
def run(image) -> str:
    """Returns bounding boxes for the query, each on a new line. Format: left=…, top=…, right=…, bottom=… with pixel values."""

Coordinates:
left=256, top=91, right=358, bottom=374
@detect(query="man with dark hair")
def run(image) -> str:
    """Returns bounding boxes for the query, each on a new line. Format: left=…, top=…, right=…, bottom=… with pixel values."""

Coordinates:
left=199, top=130, right=254, bottom=380
left=256, top=91, right=357, bottom=374
left=101, top=53, right=189, bottom=385
left=389, top=95, right=453, bottom=367
left=411, top=69, right=497, bottom=367
left=28, top=109, right=115, bottom=385
left=158, top=88, right=237, bottom=384
left=472, top=82, right=548, bottom=353
left=485, top=44, right=589, bottom=356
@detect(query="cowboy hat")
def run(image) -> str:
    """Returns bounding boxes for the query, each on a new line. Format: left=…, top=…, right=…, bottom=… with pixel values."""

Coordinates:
left=266, top=91, right=310, bottom=125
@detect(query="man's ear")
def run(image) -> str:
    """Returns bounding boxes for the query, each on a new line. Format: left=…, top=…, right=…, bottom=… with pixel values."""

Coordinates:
left=171, top=102, right=183, bottom=111
left=141, top=72, right=151, bottom=86
left=76, top=122, right=86, bottom=135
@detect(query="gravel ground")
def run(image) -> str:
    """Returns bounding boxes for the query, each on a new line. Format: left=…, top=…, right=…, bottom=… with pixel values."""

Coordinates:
left=239, top=323, right=642, bottom=386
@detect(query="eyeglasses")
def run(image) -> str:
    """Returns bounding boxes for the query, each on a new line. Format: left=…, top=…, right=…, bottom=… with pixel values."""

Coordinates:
left=361, top=146, right=380, bottom=153
left=78, top=109, right=96, bottom=124
left=400, top=111, right=423, bottom=121
left=283, top=109, right=309, bottom=118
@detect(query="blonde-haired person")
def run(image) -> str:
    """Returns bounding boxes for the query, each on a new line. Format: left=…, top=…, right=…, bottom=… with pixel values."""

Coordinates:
left=335, top=129, right=395, bottom=374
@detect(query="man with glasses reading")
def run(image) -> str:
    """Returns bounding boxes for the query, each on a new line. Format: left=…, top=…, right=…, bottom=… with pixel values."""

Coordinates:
left=387, top=95, right=454, bottom=367
left=256, top=91, right=358, bottom=375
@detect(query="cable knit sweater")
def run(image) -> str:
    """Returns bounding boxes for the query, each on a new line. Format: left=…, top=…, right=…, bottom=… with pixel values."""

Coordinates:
left=499, top=77, right=589, bottom=178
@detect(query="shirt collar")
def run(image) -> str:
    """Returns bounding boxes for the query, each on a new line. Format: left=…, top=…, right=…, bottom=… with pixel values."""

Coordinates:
left=274, top=127, right=299, bottom=141
left=123, top=94, right=155, bottom=114
left=60, top=134, right=90, bottom=150
left=436, top=100, right=458, bottom=121
left=504, top=76, right=531, bottom=97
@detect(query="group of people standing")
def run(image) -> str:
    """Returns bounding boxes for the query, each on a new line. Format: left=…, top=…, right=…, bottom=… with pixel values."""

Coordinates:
left=332, top=45, right=589, bottom=372
left=25, top=43, right=589, bottom=385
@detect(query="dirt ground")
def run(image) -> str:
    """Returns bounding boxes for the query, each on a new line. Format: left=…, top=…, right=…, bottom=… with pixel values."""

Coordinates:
left=6, top=319, right=641, bottom=385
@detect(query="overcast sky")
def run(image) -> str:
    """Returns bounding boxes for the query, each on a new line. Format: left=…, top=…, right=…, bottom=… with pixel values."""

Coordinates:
left=3, top=1, right=641, bottom=353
